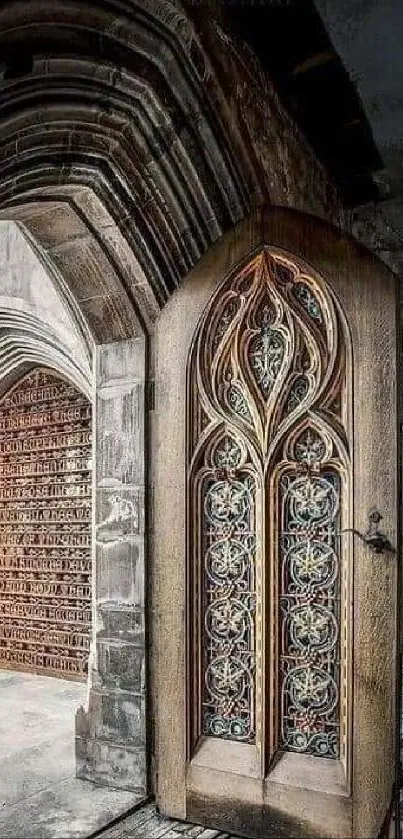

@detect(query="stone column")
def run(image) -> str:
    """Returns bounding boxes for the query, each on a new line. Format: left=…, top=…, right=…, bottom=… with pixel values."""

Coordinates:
left=76, top=337, right=147, bottom=795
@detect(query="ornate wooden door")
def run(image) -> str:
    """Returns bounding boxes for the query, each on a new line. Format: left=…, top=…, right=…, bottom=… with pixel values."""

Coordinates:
left=187, top=248, right=350, bottom=767
left=154, top=210, right=399, bottom=839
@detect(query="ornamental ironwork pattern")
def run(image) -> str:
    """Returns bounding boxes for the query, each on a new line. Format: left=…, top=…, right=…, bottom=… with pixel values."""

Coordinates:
left=202, top=437, right=256, bottom=741
left=188, top=249, right=349, bottom=761
left=280, top=467, right=341, bottom=757
left=0, top=368, right=92, bottom=680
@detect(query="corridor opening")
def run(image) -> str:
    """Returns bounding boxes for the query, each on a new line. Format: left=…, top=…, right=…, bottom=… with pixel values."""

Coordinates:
left=0, top=365, right=140, bottom=838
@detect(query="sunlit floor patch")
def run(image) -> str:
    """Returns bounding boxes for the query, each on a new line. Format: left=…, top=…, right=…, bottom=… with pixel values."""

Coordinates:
left=0, top=669, right=141, bottom=839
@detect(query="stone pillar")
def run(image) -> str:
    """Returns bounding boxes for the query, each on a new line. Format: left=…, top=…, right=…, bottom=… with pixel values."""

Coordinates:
left=76, top=337, right=147, bottom=795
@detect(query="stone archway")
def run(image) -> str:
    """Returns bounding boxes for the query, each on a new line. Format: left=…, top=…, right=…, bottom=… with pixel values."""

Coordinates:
left=0, top=0, right=259, bottom=798
left=0, top=0, right=258, bottom=311
left=0, top=0, right=371, bottom=818
left=0, top=215, right=148, bottom=802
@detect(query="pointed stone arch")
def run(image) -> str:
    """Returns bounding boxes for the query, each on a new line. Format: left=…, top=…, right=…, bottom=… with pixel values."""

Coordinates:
left=0, top=0, right=262, bottom=797
left=0, top=0, right=260, bottom=326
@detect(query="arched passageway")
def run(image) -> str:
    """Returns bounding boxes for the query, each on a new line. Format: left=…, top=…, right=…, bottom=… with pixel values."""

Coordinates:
left=0, top=0, right=258, bottom=811
left=0, top=4, right=399, bottom=839
left=0, top=222, right=141, bottom=838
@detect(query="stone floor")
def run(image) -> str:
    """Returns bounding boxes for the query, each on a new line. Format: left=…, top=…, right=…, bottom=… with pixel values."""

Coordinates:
left=0, top=666, right=399, bottom=839
left=97, top=801, right=239, bottom=839
left=0, top=669, right=142, bottom=839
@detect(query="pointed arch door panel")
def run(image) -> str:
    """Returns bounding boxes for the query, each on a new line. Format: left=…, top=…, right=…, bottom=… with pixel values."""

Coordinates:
left=153, top=210, right=399, bottom=839
left=187, top=250, right=350, bottom=768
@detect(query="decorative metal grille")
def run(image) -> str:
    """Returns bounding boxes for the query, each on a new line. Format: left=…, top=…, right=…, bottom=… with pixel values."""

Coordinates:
left=280, top=466, right=341, bottom=757
left=188, top=250, right=349, bottom=760
left=0, top=368, right=92, bottom=680
left=202, top=436, right=256, bottom=741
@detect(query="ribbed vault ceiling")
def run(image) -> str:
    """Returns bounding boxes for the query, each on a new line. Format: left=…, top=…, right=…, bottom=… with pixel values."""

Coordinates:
left=0, top=306, right=92, bottom=398
left=0, top=0, right=259, bottom=337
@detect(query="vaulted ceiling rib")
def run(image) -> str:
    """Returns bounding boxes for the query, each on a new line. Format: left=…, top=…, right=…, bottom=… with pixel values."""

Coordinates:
left=0, top=0, right=258, bottom=331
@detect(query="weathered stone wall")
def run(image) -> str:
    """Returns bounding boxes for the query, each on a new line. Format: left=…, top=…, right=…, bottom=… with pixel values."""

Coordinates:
left=195, top=11, right=403, bottom=282
left=185, top=8, right=348, bottom=229
left=184, top=3, right=403, bottom=289
left=350, top=201, right=403, bottom=276
left=76, top=338, right=147, bottom=795
left=184, top=10, right=403, bottom=283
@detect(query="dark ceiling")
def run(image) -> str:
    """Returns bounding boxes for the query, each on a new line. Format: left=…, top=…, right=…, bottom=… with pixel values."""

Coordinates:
left=219, top=0, right=389, bottom=208
left=313, top=0, right=403, bottom=252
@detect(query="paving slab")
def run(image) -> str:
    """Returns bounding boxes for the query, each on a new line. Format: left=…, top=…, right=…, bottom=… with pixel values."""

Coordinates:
left=0, top=669, right=142, bottom=838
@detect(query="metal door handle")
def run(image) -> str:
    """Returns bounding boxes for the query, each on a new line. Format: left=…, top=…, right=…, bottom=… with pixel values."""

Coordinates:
left=339, top=509, right=395, bottom=554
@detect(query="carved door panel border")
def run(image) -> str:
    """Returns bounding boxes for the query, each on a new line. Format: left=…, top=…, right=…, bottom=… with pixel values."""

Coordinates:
left=187, top=248, right=352, bottom=774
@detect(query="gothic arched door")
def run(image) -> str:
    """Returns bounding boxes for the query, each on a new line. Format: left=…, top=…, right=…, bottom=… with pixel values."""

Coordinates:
left=153, top=208, right=400, bottom=839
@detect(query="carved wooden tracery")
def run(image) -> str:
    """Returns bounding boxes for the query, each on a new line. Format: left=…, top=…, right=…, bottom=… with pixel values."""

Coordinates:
left=187, top=250, right=350, bottom=764
left=0, top=368, right=92, bottom=680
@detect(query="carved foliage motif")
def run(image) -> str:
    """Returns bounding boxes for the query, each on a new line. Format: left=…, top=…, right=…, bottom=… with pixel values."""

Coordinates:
left=188, top=250, right=349, bottom=760
left=0, top=368, right=92, bottom=680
